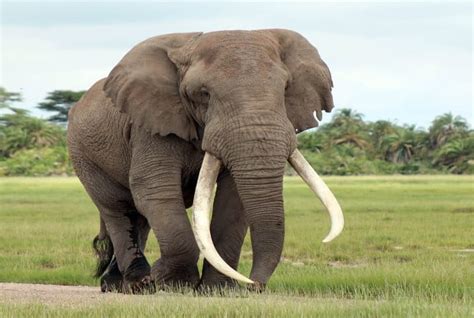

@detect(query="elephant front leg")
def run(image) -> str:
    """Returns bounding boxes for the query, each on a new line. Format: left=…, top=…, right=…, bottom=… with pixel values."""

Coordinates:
left=150, top=208, right=200, bottom=289
left=199, top=170, right=248, bottom=291
left=131, top=171, right=200, bottom=290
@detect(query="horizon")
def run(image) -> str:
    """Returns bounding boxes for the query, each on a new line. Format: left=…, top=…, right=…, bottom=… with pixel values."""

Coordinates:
left=1, top=1, right=472, bottom=129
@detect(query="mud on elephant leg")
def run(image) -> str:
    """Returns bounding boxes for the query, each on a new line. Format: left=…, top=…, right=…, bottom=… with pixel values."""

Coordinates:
left=102, top=209, right=153, bottom=294
left=130, top=168, right=200, bottom=290
left=198, top=170, right=248, bottom=291
left=99, top=213, right=151, bottom=293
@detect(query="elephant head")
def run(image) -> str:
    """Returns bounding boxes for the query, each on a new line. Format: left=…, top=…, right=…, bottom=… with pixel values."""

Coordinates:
left=103, top=29, right=344, bottom=286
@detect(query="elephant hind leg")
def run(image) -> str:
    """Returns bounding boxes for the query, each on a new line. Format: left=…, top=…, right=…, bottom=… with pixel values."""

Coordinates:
left=92, top=217, right=114, bottom=278
left=71, top=156, right=153, bottom=293
left=98, top=213, right=150, bottom=293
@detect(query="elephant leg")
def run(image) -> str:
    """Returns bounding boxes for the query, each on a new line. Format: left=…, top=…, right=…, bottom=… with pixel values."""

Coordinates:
left=100, top=213, right=151, bottom=293
left=199, top=169, right=248, bottom=290
left=74, top=160, right=153, bottom=294
left=136, top=212, right=152, bottom=252
left=130, top=166, right=200, bottom=290
left=99, top=255, right=122, bottom=292
left=101, top=208, right=153, bottom=294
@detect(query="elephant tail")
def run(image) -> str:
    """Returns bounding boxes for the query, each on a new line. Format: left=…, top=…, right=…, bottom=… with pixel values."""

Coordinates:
left=92, top=217, right=114, bottom=278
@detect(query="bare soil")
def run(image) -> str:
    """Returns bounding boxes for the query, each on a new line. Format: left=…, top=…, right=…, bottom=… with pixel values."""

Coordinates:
left=0, top=283, right=132, bottom=307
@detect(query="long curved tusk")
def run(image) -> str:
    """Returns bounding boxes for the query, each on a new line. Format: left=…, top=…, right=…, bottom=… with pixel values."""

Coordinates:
left=192, top=152, right=254, bottom=284
left=288, top=149, right=344, bottom=243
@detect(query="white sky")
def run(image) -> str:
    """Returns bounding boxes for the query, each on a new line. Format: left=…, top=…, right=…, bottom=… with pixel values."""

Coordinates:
left=1, top=1, right=472, bottom=128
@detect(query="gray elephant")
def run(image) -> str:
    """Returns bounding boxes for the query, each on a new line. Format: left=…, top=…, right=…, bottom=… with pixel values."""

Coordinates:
left=67, top=29, right=344, bottom=293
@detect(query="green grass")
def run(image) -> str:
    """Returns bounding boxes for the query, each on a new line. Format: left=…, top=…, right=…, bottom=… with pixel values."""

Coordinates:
left=1, top=294, right=471, bottom=318
left=1, top=176, right=473, bottom=317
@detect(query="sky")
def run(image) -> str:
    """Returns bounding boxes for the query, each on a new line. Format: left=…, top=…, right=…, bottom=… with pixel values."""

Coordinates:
left=1, top=1, right=472, bottom=129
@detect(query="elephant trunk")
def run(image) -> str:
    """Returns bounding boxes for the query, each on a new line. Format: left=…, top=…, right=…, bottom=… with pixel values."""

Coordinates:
left=230, top=153, right=287, bottom=285
left=201, top=112, right=295, bottom=285
left=193, top=111, right=344, bottom=285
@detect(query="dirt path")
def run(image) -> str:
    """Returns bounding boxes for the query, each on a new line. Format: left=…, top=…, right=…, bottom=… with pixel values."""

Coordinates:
left=0, top=283, right=131, bottom=306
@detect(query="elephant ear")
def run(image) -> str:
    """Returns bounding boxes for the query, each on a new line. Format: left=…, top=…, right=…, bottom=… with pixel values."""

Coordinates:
left=266, top=29, right=335, bottom=133
left=104, top=32, right=202, bottom=141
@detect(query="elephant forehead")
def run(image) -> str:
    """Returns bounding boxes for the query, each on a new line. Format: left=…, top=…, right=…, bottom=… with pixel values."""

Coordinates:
left=200, top=30, right=273, bottom=44
left=194, top=31, right=280, bottom=62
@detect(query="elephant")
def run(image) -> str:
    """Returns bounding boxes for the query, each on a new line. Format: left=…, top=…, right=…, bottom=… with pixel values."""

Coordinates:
left=67, top=29, right=344, bottom=293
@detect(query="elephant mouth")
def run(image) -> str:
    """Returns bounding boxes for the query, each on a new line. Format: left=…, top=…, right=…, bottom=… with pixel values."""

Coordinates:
left=191, top=150, right=344, bottom=285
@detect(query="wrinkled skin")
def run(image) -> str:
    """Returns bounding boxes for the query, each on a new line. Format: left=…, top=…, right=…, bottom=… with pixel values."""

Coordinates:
left=67, top=29, right=334, bottom=293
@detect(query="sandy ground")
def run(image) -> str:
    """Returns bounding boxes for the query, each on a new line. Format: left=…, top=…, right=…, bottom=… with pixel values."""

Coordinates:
left=0, top=283, right=130, bottom=307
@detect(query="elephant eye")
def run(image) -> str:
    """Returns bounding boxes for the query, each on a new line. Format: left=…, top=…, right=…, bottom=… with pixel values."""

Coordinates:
left=200, top=87, right=209, bottom=97
left=186, top=85, right=210, bottom=107
left=198, top=88, right=210, bottom=105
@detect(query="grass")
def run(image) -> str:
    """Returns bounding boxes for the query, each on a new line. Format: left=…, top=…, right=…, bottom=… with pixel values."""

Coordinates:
left=1, top=294, right=471, bottom=317
left=0, top=176, right=473, bottom=317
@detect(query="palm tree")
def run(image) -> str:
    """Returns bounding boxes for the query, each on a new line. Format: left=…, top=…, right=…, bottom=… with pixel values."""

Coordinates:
left=297, top=131, right=326, bottom=153
left=330, top=108, right=364, bottom=127
left=433, top=135, right=474, bottom=173
left=428, top=113, right=469, bottom=149
left=367, top=120, right=398, bottom=158
left=0, top=108, right=65, bottom=158
left=381, top=125, right=422, bottom=164
left=328, top=108, right=370, bottom=150
left=333, top=131, right=370, bottom=149
left=369, top=120, right=396, bottom=144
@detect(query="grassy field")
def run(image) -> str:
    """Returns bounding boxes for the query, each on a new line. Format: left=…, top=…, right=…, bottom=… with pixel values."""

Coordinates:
left=0, top=176, right=473, bottom=317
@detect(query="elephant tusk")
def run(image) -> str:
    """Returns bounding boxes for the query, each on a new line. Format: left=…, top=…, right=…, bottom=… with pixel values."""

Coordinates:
left=192, top=152, right=254, bottom=284
left=288, top=149, right=344, bottom=243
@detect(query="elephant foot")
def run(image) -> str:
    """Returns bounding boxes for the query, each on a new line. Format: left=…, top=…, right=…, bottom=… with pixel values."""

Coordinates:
left=124, top=275, right=155, bottom=294
left=151, top=258, right=200, bottom=291
left=101, top=273, right=123, bottom=293
left=100, top=257, right=123, bottom=293
left=247, top=280, right=266, bottom=293
left=197, top=275, right=239, bottom=293
left=123, top=256, right=155, bottom=294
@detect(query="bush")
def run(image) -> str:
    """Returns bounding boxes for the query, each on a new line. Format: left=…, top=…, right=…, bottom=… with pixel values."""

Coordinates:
left=0, top=147, right=73, bottom=176
left=0, top=104, right=71, bottom=176
left=0, top=94, right=472, bottom=176
left=0, top=109, right=66, bottom=158
left=299, top=149, right=376, bottom=176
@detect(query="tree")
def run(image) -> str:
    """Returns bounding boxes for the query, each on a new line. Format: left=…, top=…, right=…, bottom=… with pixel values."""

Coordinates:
left=0, top=88, right=69, bottom=175
left=380, top=125, right=424, bottom=164
left=37, top=90, right=85, bottom=124
left=0, top=87, right=22, bottom=109
left=330, top=108, right=364, bottom=128
left=0, top=87, right=65, bottom=158
left=433, top=135, right=474, bottom=174
left=0, top=108, right=66, bottom=158
left=297, top=130, right=326, bottom=153
left=428, top=113, right=469, bottom=149
left=327, top=108, right=370, bottom=150
left=369, top=120, right=397, bottom=147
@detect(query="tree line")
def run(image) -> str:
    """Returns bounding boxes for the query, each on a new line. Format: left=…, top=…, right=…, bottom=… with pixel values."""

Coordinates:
left=0, top=87, right=472, bottom=176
